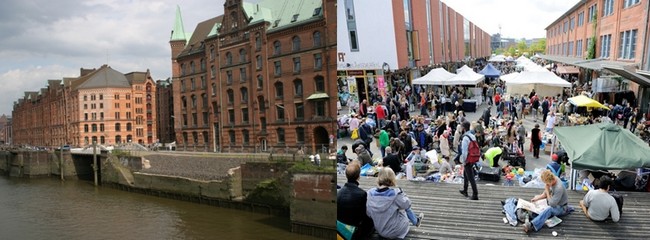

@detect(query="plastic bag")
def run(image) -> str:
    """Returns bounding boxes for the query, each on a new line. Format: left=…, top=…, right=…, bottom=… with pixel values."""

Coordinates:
left=360, top=163, right=372, bottom=176
left=351, top=129, right=359, bottom=140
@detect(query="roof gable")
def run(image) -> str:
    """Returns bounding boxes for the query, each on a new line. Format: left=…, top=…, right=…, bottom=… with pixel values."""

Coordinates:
left=75, top=65, right=131, bottom=90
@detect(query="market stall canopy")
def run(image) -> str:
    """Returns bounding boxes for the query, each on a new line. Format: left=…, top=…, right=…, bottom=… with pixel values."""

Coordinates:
left=568, top=95, right=610, bottom=110
left=556, top=65, right=580, bottom=75
left=515, top=56, right=532, bottom=64
left=554, top=123, right=650, bottom=170
left=411, top=68, right=456, bottom=85
left=456, top=65, right=473, bottom=74
left=447, top=67, right=485, bottom=85
left=479, top=63, right=501, bottom=77
left=488, top=55, right=506, bottom=62
left=500, top=72, right=520, bottom=82
left=503, top=70, right=571, bottom=97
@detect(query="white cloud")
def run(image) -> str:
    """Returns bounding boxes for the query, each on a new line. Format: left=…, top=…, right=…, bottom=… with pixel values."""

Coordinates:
left=443, top=0, right=580, bottom=39
left=0, top=0, right=224, bottom=115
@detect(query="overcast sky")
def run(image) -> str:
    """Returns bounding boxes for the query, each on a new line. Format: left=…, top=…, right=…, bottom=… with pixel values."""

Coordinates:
left=0, top=0, right=578, bottom=116
left=0, top=0, right=225, bottom=115
left=444, top=0, right=580, bottom=39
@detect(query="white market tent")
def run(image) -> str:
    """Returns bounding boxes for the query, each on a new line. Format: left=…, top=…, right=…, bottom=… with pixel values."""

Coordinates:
left=488, top=55, right=506, bottom=62
left=503, top=70, right=571, bottom=97
left=446, top=66, right=485, bottom=85
left=500, top=72, right=520, bottom=82
left=411, top=68, right=456, bottom=85
left=456, top=65, right=473, bottom=73
left=515, top=56, right=532, bottom=64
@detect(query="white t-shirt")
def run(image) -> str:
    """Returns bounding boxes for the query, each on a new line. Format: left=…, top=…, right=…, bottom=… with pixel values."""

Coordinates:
left=546, top=115, right=556, bottom=129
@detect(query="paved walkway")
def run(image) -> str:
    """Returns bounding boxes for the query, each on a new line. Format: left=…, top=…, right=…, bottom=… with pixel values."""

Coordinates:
left=337, top=101, right=554, bottom=172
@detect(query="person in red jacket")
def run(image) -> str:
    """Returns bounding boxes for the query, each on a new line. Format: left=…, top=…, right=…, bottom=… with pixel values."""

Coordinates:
left=375, top=103, right=386, bottom=129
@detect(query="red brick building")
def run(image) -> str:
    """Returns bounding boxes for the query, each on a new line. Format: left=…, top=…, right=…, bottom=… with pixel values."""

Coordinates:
left=12, top=65, right=157, bottom=147
left=543, top=0, right=650, bottom=113
left=171, top=0, right=337, bottom=153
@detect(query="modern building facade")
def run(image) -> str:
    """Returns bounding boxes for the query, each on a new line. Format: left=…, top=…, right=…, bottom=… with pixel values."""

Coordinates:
left=336, top=0, right=492, bottom=103
left=156, top=78, right=175, bottom=144
left=12, top=65, right=157, bottom=147
left=543, top=0, right=650, bottom=114
left=170, top=0, right=337, bottom=153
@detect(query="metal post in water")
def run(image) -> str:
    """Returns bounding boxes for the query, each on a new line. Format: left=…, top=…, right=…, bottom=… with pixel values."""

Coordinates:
left=60, top=145, right=64, bottom=181
left=93, top=141, right=98, bottom=186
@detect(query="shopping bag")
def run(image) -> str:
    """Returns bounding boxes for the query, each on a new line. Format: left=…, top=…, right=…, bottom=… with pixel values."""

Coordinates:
left=351, top=129, right=359, bottom=140
left=360, top=163, right=372, bottom=176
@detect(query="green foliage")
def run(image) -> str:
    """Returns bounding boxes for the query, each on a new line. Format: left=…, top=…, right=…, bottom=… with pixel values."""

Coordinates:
left=246, top=179, right=288, bottom=208
left=587, top=14, right=598, bottom=59
left=111, top=149, right=132, bottom=158
left=288, top=159, right=335, bottom=174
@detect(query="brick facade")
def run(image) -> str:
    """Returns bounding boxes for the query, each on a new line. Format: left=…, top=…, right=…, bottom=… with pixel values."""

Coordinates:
left=12, top=65, right=157, bottom=148
left=171, top=0, right=337, bottom=154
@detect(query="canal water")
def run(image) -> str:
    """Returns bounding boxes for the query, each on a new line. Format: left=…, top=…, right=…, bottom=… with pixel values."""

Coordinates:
left=0, top=177, right=319, bottom=240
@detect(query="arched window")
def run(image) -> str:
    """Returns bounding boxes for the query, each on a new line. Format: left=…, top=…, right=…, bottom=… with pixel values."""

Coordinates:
left=292, top=36, right=301, bottom=51
left=257, top=75, right=263, bottom=89
left=92, top=124, right=97, bottom=132
left=190, top=61, right=195, bottom=73
left=273, top=41, right=281, bottom=55
left=255, top=33, right=261, bottom=51
left=84, top=124, right=89, bottom=132
left=127, top=135, right=133, bottom=143
left=181, top=96, right=187, bottom=109
left=240, top=87, right=248, bottom=103
left=227, top=89, right=234, bottom=104
left=210, top=45, right=216, bottom=60
left=91, top=136, right=98, bottom=144
left=100, top=136, right=105, bottom=144
left=258, top=96, right=265, bottom=112
left=191, top=95, right=197, bottom=108
left=313, top=31, right=322, bottom=47
left=294, top=79, right=303, bottom=96
left=84, top=137, right=89, bottom=145
left=226, top=52, right=232, bottom=65
left=200, top=58, right=206, bottom=71
left=115, top=123, right=121, bottom=132
left=211, top=83, right=217, bottom=96
left=126, top=123, right=132, bottom=131
left=239, top=49, right=246, bottom=63
left=275, top=82, right=284, bottom=99
left=100, top=124, right=105, bottom=132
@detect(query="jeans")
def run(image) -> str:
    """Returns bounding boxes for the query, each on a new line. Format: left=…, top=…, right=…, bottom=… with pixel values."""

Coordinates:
left=531, top=205, right=566, bottom=231
left=463, top=163, right=478, bottom=197
left=405, top=208, right=418, bottom=225
left=380, top=146, right=387, bottom=158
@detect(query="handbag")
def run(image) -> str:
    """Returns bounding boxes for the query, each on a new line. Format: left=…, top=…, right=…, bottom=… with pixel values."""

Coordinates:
left=351, top=129, right=359, bottom=140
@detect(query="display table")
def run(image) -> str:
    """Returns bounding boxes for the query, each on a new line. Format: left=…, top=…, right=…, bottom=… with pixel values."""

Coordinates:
left=463, top=99, right=477, bottom=112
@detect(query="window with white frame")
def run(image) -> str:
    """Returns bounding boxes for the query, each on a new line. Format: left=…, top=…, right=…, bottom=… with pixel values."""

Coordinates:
left=624, top=0, right=640, bottom=8
left=600, top=34, right=612, bottom=58
left=602, top=0, right=614, bottom=17
left=619, top=29, right=637, bottom=59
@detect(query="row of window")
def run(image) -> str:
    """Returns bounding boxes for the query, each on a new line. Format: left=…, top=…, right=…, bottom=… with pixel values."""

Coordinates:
left=83, top=123, right=134, bottom=132
left=83, top=135, right=133, bottom=145
left=549, top=0, right=641, bottom=39
left=181, top=112, right=210, bottom=127
left=549, top=29, right=636, bottom=59
left=180, top=76, right=208, bottom=92
left=82, top=94, right=136, bottom=101
left=181, top=131, right=209, bottom=144
left=181, top=94, right=209, bottom=110
left=226, top=127, right=306, bottom=145
left=188, top=31, right=323, bottom=76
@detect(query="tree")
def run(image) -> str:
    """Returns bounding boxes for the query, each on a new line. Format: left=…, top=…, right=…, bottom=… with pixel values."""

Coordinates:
left=517, top=40, right=528, bottom=54
left=531, top=39, right=546, bottom=54
left=507, top=46, right=516, bottom=56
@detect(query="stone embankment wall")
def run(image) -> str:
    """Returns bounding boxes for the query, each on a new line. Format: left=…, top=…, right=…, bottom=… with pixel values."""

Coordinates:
left=0, top=151, right=335, bottom=239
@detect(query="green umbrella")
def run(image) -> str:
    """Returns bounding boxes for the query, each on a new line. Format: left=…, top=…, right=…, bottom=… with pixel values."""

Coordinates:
left=554, top=123, right=650, bottom=170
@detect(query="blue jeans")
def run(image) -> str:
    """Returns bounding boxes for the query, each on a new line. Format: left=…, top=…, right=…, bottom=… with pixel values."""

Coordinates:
left=405, top=208, right=418, bottom=225
left=531, top=205, right=565, bottom=231
left=380, top=146, right=387, bottom=158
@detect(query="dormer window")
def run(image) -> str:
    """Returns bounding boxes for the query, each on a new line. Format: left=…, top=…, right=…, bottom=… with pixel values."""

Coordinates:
left=291, top=14, right=299, bottom=22
left=273, top=19, right=280, bottom=27
left=313, top=7, right=322, bottom=16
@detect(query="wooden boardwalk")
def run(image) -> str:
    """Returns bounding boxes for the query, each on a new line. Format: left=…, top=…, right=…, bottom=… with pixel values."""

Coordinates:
left=338, top=175, right=650, bottom=239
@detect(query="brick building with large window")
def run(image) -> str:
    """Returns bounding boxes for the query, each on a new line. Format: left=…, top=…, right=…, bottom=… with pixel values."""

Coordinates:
left=12, top=65, right=157, bottom=147
left=171, top=0, right=337, bottom=153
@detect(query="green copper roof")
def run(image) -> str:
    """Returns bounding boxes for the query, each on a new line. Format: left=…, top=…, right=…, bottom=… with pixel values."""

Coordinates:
left=243, top=0, right=322, bottom=30
left=170, top=5, right=187, bottom=41
left=207, top=22, right=221, bottom=37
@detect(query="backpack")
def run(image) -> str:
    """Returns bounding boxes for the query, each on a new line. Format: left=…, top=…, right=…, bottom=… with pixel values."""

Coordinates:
left=609, top=192, right=624, bottom=216
left=464, top=135, right=481, bottom=164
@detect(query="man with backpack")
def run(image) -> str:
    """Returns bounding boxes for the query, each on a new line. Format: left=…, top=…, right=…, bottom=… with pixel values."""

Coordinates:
left=459, top=121, right=480, bottom=200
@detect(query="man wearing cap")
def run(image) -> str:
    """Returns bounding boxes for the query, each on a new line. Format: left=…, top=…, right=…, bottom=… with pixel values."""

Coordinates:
left=547, top=154, right=563, bottom=177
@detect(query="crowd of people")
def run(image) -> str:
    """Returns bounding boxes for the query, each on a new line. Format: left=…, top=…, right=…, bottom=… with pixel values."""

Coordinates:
left=336, top=58, right=649, bottom=238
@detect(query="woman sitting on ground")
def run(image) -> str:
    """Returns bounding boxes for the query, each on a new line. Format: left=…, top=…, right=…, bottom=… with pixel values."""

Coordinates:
left=366, top=168, right=424, bottom=239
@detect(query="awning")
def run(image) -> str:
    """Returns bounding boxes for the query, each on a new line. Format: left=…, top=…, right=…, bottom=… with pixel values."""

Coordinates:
left=574, top=59, right=636, bottom=71
left=306, top=92, right=329, bottom=100
left=556, top=65, right=580, bottom=74
left=537, top=54, right=583, bottom=65
left=603, top=65, right=650, bottom=87
left=568, top=95, right=610, bottom=110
